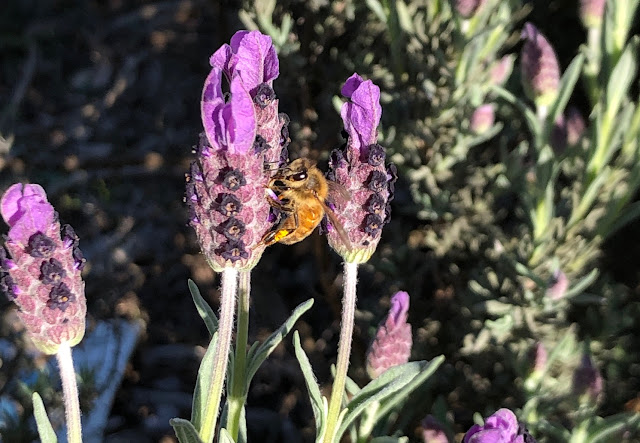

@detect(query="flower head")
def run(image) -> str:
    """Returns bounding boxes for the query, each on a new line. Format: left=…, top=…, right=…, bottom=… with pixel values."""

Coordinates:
left=520, top=23, right=560, bottom=108
left=421, top=415, right=448, bottom=443
left=546, top=269, right=568, bottom=300
left=0, top=184, right=86, bottom=354
left=463, top=409, right=537, bottom=443
left=325, top=74, right=395, bottom=263
left=366, top=291, right=412, bottom=379
left=470, top=104, right=495, bottom=134
left=572, top=353, right=604, bottom=404
left=187, top=31, right=289, bottom=271
left=580, top=0, right=606, bottom=28
left=489, top=55, right=515, bottom=86
left=454, top=0, right=487, bottom=18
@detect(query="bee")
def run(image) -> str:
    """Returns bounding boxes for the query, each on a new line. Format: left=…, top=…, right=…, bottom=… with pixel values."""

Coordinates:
left=259, top=158, right=352, bottom=249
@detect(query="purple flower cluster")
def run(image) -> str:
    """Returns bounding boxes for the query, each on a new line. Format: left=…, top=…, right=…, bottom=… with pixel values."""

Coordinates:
left=186, top=31, right=289, bottom=271
left=326, top=74, right=396, bottom=263
left=520, top=23, right=560, bottom=108
left=463, top=409, right=537, bottom=443
left=366, top=291, right=412, bottom=379
left=0, top=184, right=86, bottom=354
left=454, top=0, right=487, bottom=18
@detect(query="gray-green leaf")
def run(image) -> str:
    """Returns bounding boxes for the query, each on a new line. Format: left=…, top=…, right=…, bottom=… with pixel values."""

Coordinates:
left=191, top=331, right=218, bottom=429
left=189, top=279, right=218, bottom=337
left=293, top=331, right=326, bottom=440
left=169, top=418, right=204, bottom=443
left=32, top=392, right=57, bottom=443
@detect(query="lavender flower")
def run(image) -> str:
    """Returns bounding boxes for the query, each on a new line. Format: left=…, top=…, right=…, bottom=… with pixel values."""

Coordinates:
left=0, top=184, right=86, bottom=354
left=529, top=342, right=548, bottom=373
left=366, top=291, right=412, bottom=379
left=421, top=415, right=448, bottom=443
left=520, top=23, right=560, bottom=108
left=580, top=0, right=606, bottom=28
left=546, top=269, right=568, bottom=300
left=572, top=353, right=604, bottom=404
left=454, top=0, right=487, bottom=18
left=187, top=31, right=288, bottom=271
left=551, top=107, right=586, bottom=153
left=470, top=104, right=495, bottom=134
left=326, top=74, right=396, bottom=263
left=489, top=55, right=515, bottom=86
left=463, top=409, right=537, bottom=443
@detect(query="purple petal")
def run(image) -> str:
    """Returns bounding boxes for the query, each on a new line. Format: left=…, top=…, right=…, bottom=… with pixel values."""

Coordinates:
left=388, top=291, right=409, bottom=327
left=485, top=409, right=519, bottom=436
left=228, top=74, right=256, bottom=154
left=341, top=73, right=364, bottom=98
left=340, top=74, right=382, bottom=152
left=202, top=67, right=224, bottom=103
left=465, top=428, right=507, bottom=443
left=209, top=44, right=234, bottom=75
left=234, top=30, right=279, bottom=91
left=1, top=183, right=55, bottom=243
left=229, top=30, right=250, bottom=52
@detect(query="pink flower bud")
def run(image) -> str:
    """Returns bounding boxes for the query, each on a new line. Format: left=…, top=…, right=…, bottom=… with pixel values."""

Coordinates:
left=520, top=23, right=561, bottom=108
left=1, top=184, right=86, bottom=354
left=366, top=291, right=412, bottom=379
left=580, top=0, right=606, bottom=28
left=454, top=0, right=487, bottom=18
left=572, top=354, right=604, bottom=404
left=546, top=269, right=568, bottom=300
left=421, top=415, right=449, bottom=443
left=470, top=104, right=495, bottom=134
left=489, top=55, right=515, bottom=86
left=528, top=342, right=548, bottom=373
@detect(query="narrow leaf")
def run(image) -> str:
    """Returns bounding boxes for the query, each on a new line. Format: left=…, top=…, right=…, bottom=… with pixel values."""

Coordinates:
left=191, top=332, right=218, bottom=429
left=170, top=418, right=205, bottom=443
left=293, top=331, right=326, bottom=440
left=189, top=279, right=218, bottom=337
left=337, top=360, right=438, bottom=437
left=219, top=428, right=235, bottom=443
left=543, top=53, right=584, bottom=143
left=32, top=392, right=57, bottom=443
left=247, top=299, right=314, bottom=385
left=586, top=412, right=640, bottom=443
left=564, top=269, right=599, bottom=299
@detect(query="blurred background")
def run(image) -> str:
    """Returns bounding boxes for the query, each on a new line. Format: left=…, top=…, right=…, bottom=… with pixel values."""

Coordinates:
left=1, top=0, right=639, bottom=442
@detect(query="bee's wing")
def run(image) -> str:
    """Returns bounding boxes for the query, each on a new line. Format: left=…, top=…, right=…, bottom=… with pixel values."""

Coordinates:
left=327, top=181, right=350, bottom=204
left=318, top=199, right=353, bottom=252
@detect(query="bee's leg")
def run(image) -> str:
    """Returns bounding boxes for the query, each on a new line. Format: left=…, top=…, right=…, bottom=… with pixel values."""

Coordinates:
left=258, top=211, right=299, bottom=247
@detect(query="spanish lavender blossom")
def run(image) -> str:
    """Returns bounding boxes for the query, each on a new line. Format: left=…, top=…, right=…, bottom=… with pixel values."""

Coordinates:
left=489, top=55, right=515, bottom=86
left=520, top=23, right=561, bottom=109
left=463, top=409, right=537, bottom=443
left=470, top=104, right=495, bottom=134
left=529, top=342, right=548, bottom=373
left=546, top=269, right=568, bottom=300
left=366, top=291, right=412, bottom=379
left=0, top=184, right=86, bottom=355
left=454, top=0, right=487, bottom=18
left=580, top=0, right=606, bottom=28
left=572, top=353, right=604, bottom=404
left=421, top=415, right=448, bottom=443
left=326, top=74, right=396, bottom=263
left=551, top=107, right=586, bottom=153
left=187, top=30, right=288, bottom=271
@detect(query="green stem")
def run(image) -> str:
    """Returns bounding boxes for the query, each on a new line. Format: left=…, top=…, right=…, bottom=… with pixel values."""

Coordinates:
left=323, top=261, right=358, bottom=443
left=56, top=341, right=82, bottom=443
left=200, top=268, right=238, bottom=443
left=227, top=270, right=251, bottom=440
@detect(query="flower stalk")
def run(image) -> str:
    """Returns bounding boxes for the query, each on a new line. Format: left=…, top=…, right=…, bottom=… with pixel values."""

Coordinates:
left=324, top=261, right=358, bottom=443
left=227, top=270, right=251, bottom=440
left=56, top=342, right=82, bottom=443
left=199, top=268, right=237, bottom=443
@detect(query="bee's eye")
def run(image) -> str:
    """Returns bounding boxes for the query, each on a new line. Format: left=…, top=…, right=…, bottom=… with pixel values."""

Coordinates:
left=291, top=171, right=307, bottom=181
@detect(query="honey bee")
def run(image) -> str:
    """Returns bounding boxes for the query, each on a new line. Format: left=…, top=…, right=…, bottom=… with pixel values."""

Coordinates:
left=259, top=158, right=352, bottom=249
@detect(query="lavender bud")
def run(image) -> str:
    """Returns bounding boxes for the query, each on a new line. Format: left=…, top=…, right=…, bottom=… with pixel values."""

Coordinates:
left=1, top=184, right=86, bottom=354
left=546, top=269, right=568, bottom=300
left=421, top=415, right=448, bottom=443
left=454, top=0, right=487, bottom=18
left=489, top=55, right=515, bottom=86
left=366, top=291, right=413, bottom=379
left=572, top=354, right=604, bottom=404
left=470, top=104, right=495, bottom=134
left=580, top=0, right=606, bottom=28
left=520, top=23, right=561, bottom=108
left=463, top=409, right=537, bottom=443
